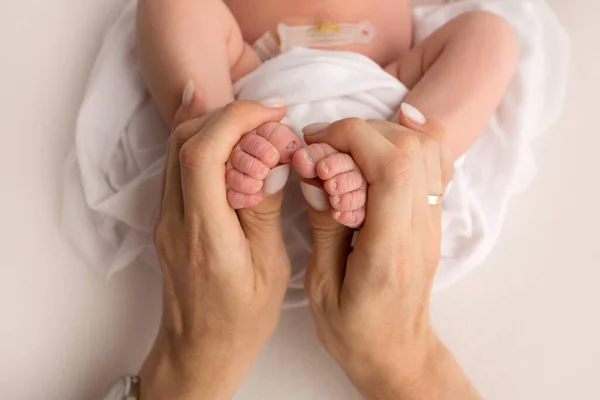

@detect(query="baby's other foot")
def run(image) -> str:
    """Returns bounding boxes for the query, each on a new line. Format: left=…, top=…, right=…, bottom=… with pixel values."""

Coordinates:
left=226, top=120, right=302, bottom=209
left=293, top=143, right=367, bottom=228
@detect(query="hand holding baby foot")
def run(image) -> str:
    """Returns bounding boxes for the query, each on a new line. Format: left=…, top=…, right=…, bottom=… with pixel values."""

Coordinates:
left=226, top=110, right=302, bottom=210
left=293, top=138, right=368, bottom=229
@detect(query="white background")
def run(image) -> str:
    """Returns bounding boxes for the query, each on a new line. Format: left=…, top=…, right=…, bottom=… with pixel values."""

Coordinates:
left=0, top=0, right=598, bottom=399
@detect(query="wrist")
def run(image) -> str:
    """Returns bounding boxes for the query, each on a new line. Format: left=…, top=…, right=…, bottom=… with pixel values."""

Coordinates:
left=355, top=333, right=480, bottom=400
left=139, top=331, right=254, bottom=400
left=348, top=329, right=442, bottom=400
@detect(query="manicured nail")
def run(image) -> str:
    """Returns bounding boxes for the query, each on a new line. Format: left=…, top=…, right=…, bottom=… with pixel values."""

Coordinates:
left=301, top=182, right=330, bottom=211
left=263, top=165, right=290, bottom=195
left=281, top=116, right=294, bottom=127
left=302, top=122, right=331, bottom=136
left=259, top=98, right=287, bottom=108
left=400, top=103, right=427, bottom=125
left=182, top=81, right=195, bottom=109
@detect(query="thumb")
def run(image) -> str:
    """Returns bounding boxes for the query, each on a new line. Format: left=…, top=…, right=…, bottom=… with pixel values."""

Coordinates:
left=303, top=181, right=353, bottom=305
left=238, top=190, right=292, bottom=286
left=172, top=81, right=207, bottom=130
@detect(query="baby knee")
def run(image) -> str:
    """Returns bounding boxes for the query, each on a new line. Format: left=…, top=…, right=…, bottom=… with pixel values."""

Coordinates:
left=460, top=11, right=519, bottom=67
left=466, top=11, right=518, bottom=48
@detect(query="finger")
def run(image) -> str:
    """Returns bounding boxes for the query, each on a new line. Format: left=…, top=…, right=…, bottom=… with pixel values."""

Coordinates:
left=178, top=101, right=285, bottom=225
left=229, top=150, right=271, bottom=180
left=409, top=137, right=431, bottom=231
left=333, top=209, right=366, bottom=229
left=292, top=143, right=339, bottom=179
left=255, top=122, right=302, bottom=164
left=225, top=169, right=264, bottom=194
left=160, top=82, right=207, bottom=218
left=162, top=112, right=211, bottom=217
left=397, top=105, right=450, bottom=227
left=238, top=132, right=280, bottom=168
left=227, top=189, right=264, bottom=210
left=323, top=170, right=366, bottom=195
left=330, top=189, right=367, bottom=212
left=305, top=206, right=354, bottom=307
left=316, top=153, right=359, bottom=181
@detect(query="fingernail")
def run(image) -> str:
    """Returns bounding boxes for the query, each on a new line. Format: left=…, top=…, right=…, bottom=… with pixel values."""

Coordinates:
left=333, top=212, right=342, bottom=219
left=285, top=141, right=297, bottom=152
left=259, top=98, right=287, bottom=108
left=263, top=165, right=290, bottom=195
left=304, top=151, right=314, bottom=165
left=400, top=103, right=427, bottom=125
left=332, top=196, right=340, bottom=205
left=320, top=161, right=329, bottom=174
left=301, top=182, right=330, bottom=211
left=182, top=81, right=195, bottom=109
left=302, top=122, right=330, bottom=136
left=281, top=116, right=294, bottom=127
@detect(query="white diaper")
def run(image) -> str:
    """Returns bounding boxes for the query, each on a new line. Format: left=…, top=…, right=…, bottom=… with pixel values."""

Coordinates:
left=62, top=0, right=569, bottom=307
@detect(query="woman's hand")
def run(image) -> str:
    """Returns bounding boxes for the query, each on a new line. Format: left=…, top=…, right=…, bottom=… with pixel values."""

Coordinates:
left=139, top=96, right=291, bottom=400
left=303, top=114, right=480, bottom=399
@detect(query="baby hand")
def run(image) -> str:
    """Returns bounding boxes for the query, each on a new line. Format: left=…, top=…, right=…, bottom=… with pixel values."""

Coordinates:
left=226, top=120, right=302, bottom=209
left=293, top=142, right=367, bottom=229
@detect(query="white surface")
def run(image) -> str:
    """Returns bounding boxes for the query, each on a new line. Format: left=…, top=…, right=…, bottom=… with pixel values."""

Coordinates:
left=0, top=1, right=598, bottom=399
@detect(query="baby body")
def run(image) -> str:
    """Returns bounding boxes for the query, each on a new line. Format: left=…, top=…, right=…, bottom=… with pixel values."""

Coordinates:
left=137, top=0, right=519, bottom=226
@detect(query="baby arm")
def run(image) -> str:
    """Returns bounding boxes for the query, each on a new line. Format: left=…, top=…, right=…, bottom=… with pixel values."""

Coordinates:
left=136, top=0, right=261, bottom=126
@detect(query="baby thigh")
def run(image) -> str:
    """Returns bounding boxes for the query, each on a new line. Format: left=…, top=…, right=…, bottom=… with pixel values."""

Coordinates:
left=137, top=0, right=260, bottom=124
left=385, top=11, right=519, bottom=159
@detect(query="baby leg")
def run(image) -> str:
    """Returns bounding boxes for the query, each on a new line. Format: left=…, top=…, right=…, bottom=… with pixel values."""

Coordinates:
left=385, top=10, right=519, bottom=158
left=293, top=143, right=367, bottom=228
left=227, top=121, right=303, bottom=209
left=137, top=0, right=261, bottom=126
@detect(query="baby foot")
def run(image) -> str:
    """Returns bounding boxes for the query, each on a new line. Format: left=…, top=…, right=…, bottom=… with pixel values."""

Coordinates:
left=227, top=120, right=302, bottom=209
left=293, top=143, right=367, bottom=228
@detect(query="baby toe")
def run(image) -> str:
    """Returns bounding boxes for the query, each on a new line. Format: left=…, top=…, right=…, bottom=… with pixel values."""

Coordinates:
left=324, top=170, right=365, bottom=195
left=239, top=132, right=280, bottom=167
left=229, top=150, right=271, bottom=180
left=292, top=143, right=338, bottom=179
left=333, top=209, right=366, bottom=229
left=227, top=189, right=264, bottom=210
left=317, top=153, right=357, bottom=181
left=256, top=121, right=303, bottom=164
left=330, top=189, right=367, bottom=212
left=226, top=169, right=263, bottom=194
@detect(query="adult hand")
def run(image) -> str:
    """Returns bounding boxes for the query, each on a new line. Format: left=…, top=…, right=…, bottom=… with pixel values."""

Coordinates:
left=139, top=92, right=291, bottom=400
left=302, top=111, right=480, bottom=399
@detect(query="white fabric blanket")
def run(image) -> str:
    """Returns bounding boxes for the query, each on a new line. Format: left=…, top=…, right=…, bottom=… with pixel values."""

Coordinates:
left=63, top=0, right=569, bottom=307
